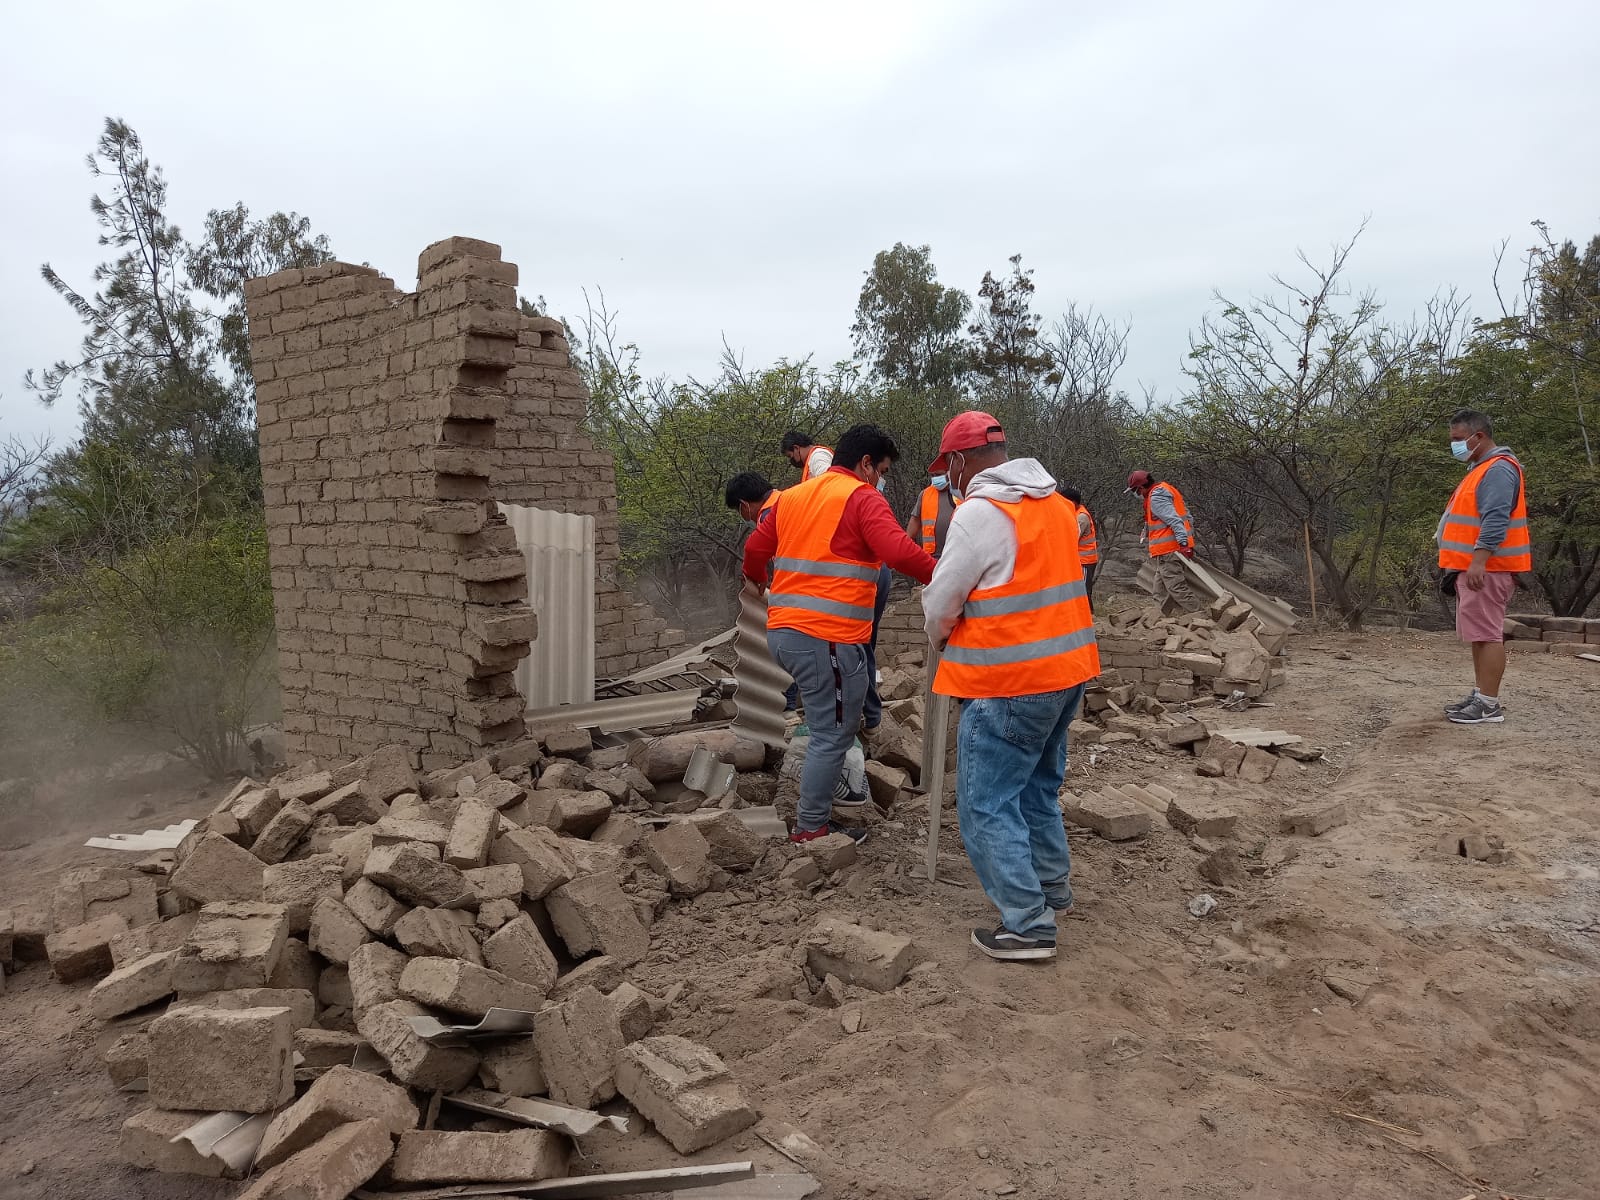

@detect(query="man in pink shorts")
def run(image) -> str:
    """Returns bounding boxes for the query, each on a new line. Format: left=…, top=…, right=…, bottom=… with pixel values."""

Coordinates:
left=1437, top=410, right=1531, bottom=725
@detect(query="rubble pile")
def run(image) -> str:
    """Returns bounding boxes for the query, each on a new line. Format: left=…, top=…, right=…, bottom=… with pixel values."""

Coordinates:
left=1086, top=594, right=1291, bottom=718
left=2, top=726, right=928, bottom=1195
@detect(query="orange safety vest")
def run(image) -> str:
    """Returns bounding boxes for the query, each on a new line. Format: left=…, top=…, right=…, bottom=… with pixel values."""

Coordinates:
left=934, top=493, right=1101, bottom=700
left=919, top=486, right=940, bottom=553
left=767, top=470, right=878, bottom=643
left=800, top=444, right=834, bottom=483
left=1143, top=482, right=1189, bottom=558
left=1437, top=453, right=1531, bottom=572
left=757, top=491, right=779, bottom=523
left=1078, top=508, right=1100, bottom=566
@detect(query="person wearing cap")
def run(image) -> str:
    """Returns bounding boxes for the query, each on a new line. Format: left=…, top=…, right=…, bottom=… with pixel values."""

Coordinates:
left=906, top=469, right=959, bottom=558
left=781, top=431, right=834, bottom=482
left=1056, top=484, right=1099, bottom=607
left=1126, top=469, right=1201, bottom=612
left=921, top=412, right=1101, bottom=962
left=743, top=424, right=936, bottom=846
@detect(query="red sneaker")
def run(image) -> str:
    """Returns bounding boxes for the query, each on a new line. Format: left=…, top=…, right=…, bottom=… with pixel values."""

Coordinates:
left=789, top=821, right=867, bottom=846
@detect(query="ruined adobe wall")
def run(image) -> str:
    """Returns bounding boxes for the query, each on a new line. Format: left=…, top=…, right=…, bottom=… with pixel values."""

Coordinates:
left=247, top=237, right=681, bottom=769
left=494, top=313, right=684, bottom=679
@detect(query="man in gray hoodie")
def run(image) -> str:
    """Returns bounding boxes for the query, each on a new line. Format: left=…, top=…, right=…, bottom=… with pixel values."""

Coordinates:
left=921, top=412, right=1101, bottom=962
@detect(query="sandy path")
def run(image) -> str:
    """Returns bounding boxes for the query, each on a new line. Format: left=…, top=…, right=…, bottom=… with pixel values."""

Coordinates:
left=1, top=627, right=1595, bottom=1199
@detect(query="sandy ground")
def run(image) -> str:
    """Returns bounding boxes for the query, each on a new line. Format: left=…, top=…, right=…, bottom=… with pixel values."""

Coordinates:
left=2, top=625, right=1597, bottom=1200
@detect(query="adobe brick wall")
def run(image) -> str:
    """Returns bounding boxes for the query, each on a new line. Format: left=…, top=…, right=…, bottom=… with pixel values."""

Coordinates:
left=493, top=312, right=684, bottom=679
left=246, top=237, right=682, bottom=768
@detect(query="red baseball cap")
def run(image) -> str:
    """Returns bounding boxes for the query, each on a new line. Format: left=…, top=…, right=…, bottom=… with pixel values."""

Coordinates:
left=929, top=411, right=1005, bottom=473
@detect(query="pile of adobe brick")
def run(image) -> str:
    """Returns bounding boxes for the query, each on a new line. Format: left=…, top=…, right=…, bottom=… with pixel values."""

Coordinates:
left=1, top=728, right=918, bottom=1196
left=1504, top=612, right=1600, bottom=653
left=1083, top=594, right=1291, bottom=722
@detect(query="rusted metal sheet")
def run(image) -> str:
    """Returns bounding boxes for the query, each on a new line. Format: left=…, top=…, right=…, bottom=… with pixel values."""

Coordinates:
left=730, top=590, right=790, bottom=748
left=505, top=505, right=596, bottom=710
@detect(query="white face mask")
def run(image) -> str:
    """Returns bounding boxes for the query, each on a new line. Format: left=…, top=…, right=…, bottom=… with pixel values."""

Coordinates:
left=948, top=454, right=966, bottom=502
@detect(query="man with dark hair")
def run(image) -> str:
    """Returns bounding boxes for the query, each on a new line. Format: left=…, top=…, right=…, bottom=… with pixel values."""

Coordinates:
left=1439, top=408, right=1530, bottom=725
left=743, top=424, right=936, bottom=844
left=724, top=471, right=778, bottom=525
left=922, top=412, right=1100, bottom=961
left=1126, top=468, right=1199, bottom=611
left=780, top=431, right=833, bottom=482
left=1057, top=484, right=1099, bottom=606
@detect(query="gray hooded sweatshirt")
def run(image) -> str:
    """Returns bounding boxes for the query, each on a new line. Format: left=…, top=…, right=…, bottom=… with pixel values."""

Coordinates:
left=922, top=458, right=1062, bottom=646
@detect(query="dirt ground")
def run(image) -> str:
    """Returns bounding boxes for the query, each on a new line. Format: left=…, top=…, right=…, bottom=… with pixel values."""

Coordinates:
left=2, top=625, right=1597, bottom=1200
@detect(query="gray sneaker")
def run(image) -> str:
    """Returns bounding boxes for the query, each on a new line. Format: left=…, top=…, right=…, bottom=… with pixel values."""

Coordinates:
left=1443, top=689, right=1478, bottom=715
left=1448, top=695, right=1504, bottom=724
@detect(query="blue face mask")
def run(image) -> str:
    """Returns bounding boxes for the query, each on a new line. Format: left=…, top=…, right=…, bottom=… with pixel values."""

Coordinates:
left=930, top=474, right=948, bottom=491
left=1450, top=436, right=1474, bottom=463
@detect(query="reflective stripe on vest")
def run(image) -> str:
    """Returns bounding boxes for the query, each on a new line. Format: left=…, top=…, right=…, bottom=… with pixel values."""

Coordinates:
left=1144, top=482, right=1189, bottom=558
left=934, top=493, right=1101, bottom=700
left=757, top=491, right=779, bottom=523
left=1078, top=509, right=1100, bottom=565
left=1437, top=453, right=1531, bottom=572
left=800, top=444, right=834, bottom=483
left=767, top=470, right=876, bottom=642
left=919, top=486, right=942, bottom=554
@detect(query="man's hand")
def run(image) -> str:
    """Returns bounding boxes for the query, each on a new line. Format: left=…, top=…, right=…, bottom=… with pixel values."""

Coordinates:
left=1179, top=543, right=1195, bottom=559
left=1464, top=553, right=1489, bottom=591
left=740, top=577, right=764, bottom=603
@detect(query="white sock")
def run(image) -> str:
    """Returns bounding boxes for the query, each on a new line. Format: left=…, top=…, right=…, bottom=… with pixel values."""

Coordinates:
left=1478, top=693, right=1499, bottom=704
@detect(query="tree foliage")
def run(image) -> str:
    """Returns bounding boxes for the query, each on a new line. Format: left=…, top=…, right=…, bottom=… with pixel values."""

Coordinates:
left=3, top=118, right=333, bottom=774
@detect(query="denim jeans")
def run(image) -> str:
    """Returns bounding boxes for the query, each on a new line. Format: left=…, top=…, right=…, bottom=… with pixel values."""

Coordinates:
left=769, top=627, right=870, bottom=832
left=863, top=564, right=892, bottom=728
left=955, top=684, right=1085, bottom=940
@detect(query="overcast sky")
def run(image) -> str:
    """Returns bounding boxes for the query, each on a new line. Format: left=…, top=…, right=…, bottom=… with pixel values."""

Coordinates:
left=3, top=0, right=1598, bottom=447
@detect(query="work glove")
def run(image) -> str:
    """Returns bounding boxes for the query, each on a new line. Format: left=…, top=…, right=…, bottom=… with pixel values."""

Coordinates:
left=1179, top=543, right=1194, bottom=559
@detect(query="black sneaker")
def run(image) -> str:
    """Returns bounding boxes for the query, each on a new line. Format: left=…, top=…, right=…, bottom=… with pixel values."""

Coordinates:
left=831, top=777, right=870, bottom=809
left=971, top=926, right=1057, bottom=961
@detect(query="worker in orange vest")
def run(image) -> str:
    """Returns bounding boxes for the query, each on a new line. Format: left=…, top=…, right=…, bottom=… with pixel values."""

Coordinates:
left=904, top=470, right=958, bottom=557
left=1438, top=409, right=1531, bottom=725
left=1126, top=468, right=1200, bottom=612
left=921, top=412, right=1101, bottom=961
left=743, top=425, right=936, bottom=844
left=780, top=431, right=833, bottom=482
left=1056, top=484, right=1099, bottom=607
left=723, top=471, right=779, bottom=525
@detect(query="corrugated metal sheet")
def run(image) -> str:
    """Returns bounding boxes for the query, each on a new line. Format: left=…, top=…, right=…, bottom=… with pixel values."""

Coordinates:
left=505, top=505, right=596, bottom=710
left=1135, top=556, right=1299, bottom=632
left=524, top=691, right=702, bottom=734
left=730, top=591, right=790, bottom=748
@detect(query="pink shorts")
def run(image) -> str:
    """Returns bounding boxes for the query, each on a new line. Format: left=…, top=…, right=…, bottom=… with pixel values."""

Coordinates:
left=1455, top=572, right=1515, bottom=642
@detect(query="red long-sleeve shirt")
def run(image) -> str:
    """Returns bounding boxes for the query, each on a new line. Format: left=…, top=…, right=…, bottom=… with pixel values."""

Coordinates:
left=742, top=466, right=936, bottom=586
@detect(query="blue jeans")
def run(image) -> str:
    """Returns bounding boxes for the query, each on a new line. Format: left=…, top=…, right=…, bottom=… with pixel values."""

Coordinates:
left=768, top=627, right=870, bottom=832
left=955, top=684, right=1085, bottom=940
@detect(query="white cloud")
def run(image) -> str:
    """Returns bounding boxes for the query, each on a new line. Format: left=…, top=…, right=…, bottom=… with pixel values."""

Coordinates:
left=2, top=0, right=1597, bottom=446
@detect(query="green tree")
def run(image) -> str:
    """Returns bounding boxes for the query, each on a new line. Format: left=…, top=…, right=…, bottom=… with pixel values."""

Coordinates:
left=187, top=203, right=332, bottom=390
left=1179, top=232, right=1470, bottom=624
left=851, top=243, right=971, bottom=392
left=1477, top=222, right=1600, bottom=614
left=6, top=118, right=334, bottom=772
left=576, top=296, right=860, bottom=623
left=968, top=253, right=1057, bottom=425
